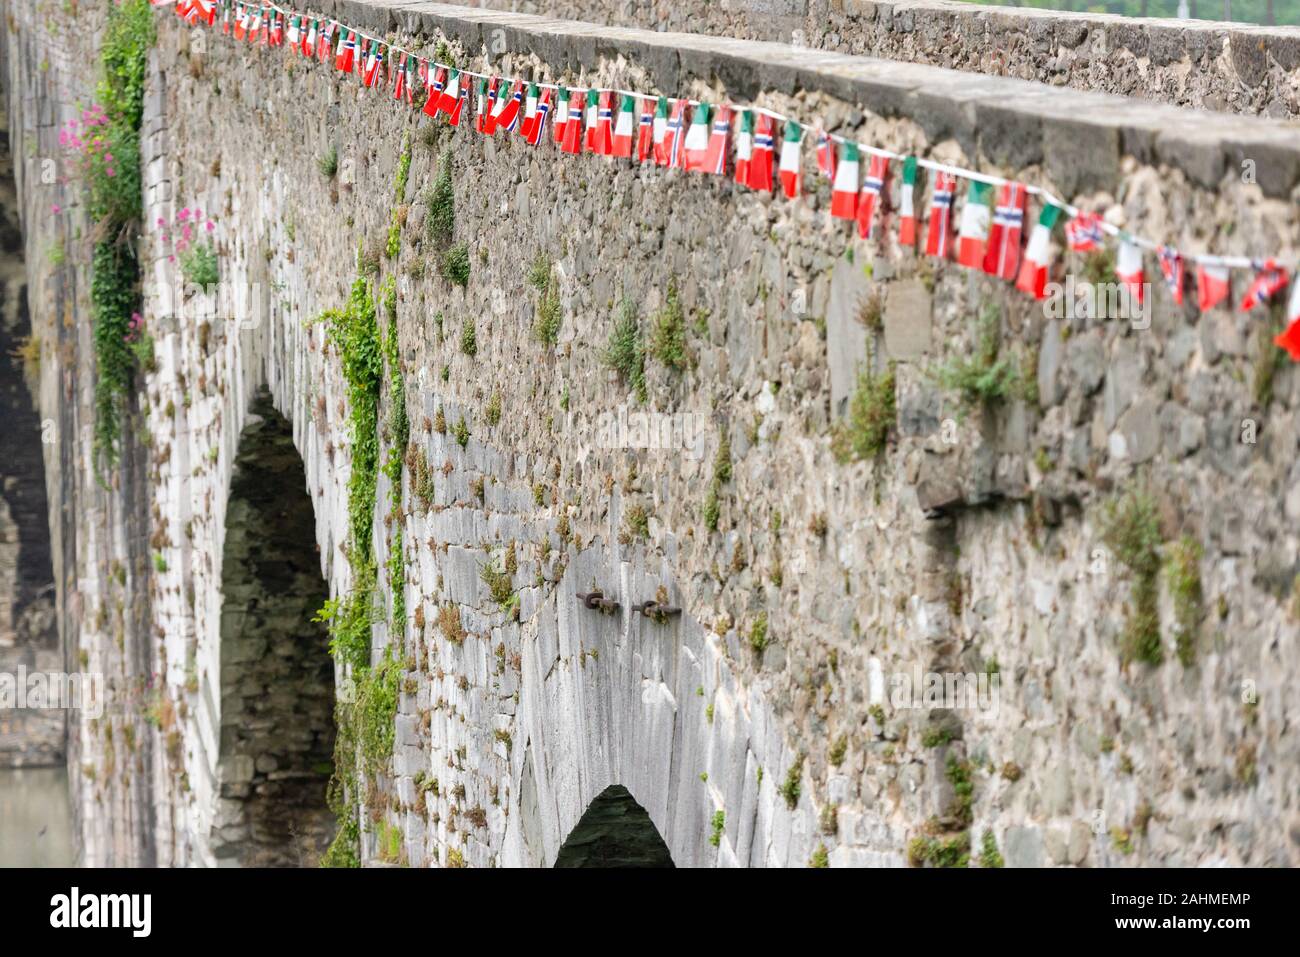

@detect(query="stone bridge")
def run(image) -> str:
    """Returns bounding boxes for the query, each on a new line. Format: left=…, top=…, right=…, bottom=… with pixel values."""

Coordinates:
left=2, top=0, right=1298, bottom=867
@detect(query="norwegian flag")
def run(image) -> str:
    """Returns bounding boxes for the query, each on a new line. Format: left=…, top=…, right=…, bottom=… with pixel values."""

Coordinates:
left=334, top=31, right=356, bottom=73
left=1158, top=246, right=1184, bottom=305
left=983, top=183, right=1026, bottom=280
left=816, top=128, right=836, bottom=180
left=636, top=97, right=655, bottom=162
left=1065, top=211, right=1104, bottom=253
left=495, top=80, right=525, bottom=134
left=747, top=113, right=775, bottom=192
left=363, top=45, right=385, bottom=88
left=664, top=99, right=688, bottom=168
left=1239, top=260, right=1289, bottom=312
left=593, top=91, right=615, bottom=155
left=318, top=21, right=335, bottom=62
left=477, top=77, right=499, bottom=136
left=856, top=154, right=889, bottom=240
left=420, top=65, right=442, bottom=117
left=924, top=172, right=957, bottom=258
left=184, top=0, right=216, bottom=27
left=525, top=88, right=553, bottom=146
left=705, top=105, right=731, bottom=175
left=268, top=10, right=283, bottom=46
left=561, top=89, right=584, bottom=154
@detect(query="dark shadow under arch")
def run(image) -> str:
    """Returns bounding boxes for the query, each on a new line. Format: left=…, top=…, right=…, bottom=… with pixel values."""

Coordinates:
left=215, top=390, right=334, bottom=866
left=554, top=785, right=674, bottom=868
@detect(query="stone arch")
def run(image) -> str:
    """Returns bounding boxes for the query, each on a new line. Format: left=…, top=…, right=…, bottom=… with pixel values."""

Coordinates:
left=553, top=785, right=674, bottom=868
left=212, top=390, right=334, bottom=866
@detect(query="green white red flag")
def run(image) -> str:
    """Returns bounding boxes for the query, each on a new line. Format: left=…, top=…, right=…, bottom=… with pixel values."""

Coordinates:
left=956, top=181, right=993, bottom=269
left=898, top=157, right=918, bottom=246
left=779, top=121, right=802, bottom=199
left=830, top=142, right=859, bottom=220
left=612, top=94, right=636, bottom=158
left=683, top=103, right=712, bottom=172
left=1015, top=202, right=1062, bottom=299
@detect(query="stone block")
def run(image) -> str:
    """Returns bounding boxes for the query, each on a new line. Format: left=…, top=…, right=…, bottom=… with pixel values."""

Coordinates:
left=882, top=279, right=932, bottom=360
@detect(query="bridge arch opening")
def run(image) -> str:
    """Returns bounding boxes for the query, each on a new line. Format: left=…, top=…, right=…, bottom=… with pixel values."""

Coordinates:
left=214, top=391, right=334, bottom=866
left=554, top=785, right=674, bottom=868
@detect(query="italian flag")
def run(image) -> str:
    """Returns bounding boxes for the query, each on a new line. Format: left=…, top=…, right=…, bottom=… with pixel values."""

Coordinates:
left=1239, top=260, right=1287, bottom=312
left=269, top=12, right=283, bottom=46
left=611, top=94, right=636, bottom=158
left=286, top=14, right=300, bottom=48
left=637, top=97, right=655, bottom=161
left=747, top=113, right=775, bottom=192
left=421, top=66, right=442, bottom=117
left=830, top=142, right=859, bottom=221
left=683, top=103, right=712, bottom=172
left=233, top=5, right=246, bottom=41
left=734, top=111, right=754, bottom=185
left=897, top=157, right=918, bottom=246
left=583, top=90, right=600, bottom=152
left=1116, top=240, right=1145, bottom=306
left=303, top=19, right=317, bottom=57
left=652, top=97, right=670, bottom=165
left=779, top=120, right=802, bottom=199
left=1015, top=202, right=1062, bottom=299
left=956, top=181, right=993, bottom=269
left=983, top=183, right=1026, bottom=280
left=1196, top=263, right=1230, bottom=312
left=561, top=90, right=584, bottom=154
left=1274, top=280, right=1300, bottom=360
left=438, top=69, right=465, bottom=124
left=856, top=154, right=889, bottom=239
left=518, top=83, right=540, bottom=140
left=554, top=88, right=570, bottom=145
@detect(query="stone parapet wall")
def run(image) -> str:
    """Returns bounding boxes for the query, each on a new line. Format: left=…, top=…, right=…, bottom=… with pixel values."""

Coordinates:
left=4, top=1, right=1298, bottom=866
left=469, top=0, right=1300, bottom=117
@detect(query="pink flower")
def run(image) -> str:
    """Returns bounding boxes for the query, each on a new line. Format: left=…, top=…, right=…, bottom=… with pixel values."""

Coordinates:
left=104, top=153, right=113, bottom=163
left=178, top=208, right=190, bottom=221
left=51, top=204, right=61, bottom=214
left=156, top=217, right=165, bottom=227
left=182, top=225, right=192, bottom=241
left=105, top=168, right=115, bottom=178
left=168, top=255, right=175, bottom=263
left=205, top=221, right=214, bottom=232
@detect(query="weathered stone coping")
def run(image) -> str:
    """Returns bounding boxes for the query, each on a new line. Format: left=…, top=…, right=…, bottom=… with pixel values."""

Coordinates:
left=295, top=1, right=1300, bottom=199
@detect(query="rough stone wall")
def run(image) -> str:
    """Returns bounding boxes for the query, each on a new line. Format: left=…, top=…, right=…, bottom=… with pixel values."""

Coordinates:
left=6, top=0, right=1300, bottom=867
left=0, top=62, right=60, bottom=769
left=473, top=0, right=1300, bottom=117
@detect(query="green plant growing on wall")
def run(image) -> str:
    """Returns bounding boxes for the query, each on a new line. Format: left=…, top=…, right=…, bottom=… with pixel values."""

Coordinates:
left=779, top=753, right=804, bottom=810
left=527, top=252, right=550, bottom=292
left=1101, top=483, right=1164, bottom=666
left=1165, top=535, right=1204, bottom=667
left=534, top=283, right=562, bottom=346
left=318, top=145, right=339, bottom=179
left=649, top=279, right=688, bottom=370
left=978, top=830, right=1004, bottom=868
left=603, top=298, right=647, bottom=403
left=460, top=318, right=477, bottom=356
left=749, top=611, right=769, bottom=653
left=709, top=811, right=725, bottom=848
left=809, top=844, right=830, bottom=868
left=932, top=304, right=1020, bottom=414
left=441, top=242, right=470, bottom=287
left=831, top=350, right=896, bottom=464
left=426, top=152, right=455, bottom=244
left=180, top=242, right=219, bottom=288
left=908, top=832, right=971, bottom=868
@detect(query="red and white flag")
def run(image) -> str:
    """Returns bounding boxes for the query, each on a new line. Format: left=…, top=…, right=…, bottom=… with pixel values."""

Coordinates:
left=233, top=4, right=247, bottom=41
left=1239, top=260, right=1288, bottom=312
left=285, top=16, right=300, bottom=52
left=983, top=183, right=1026, bottom=280
left=651, top=97, right=670, bottom=165
left=494, top=80, right=524, bottom=134
left=1116, top=240, right=1145, bottom=305
left=705, top=105, right=730, bottom=175
left=856, top=154, right=889, bottom=240
left=636, top=97, right=655, bottom=162
left=664, top=100, right=688, bottom=168
left=1015, top=203, right=1062, bottom=299
left=829, top=142, right=859, bottom=221
left=779, top=121, right=802, bottom=199
left=734, top=111, right=754, bottom=185
left=303, top=18, right=317, bottom=57
left=318, top=21, right=335, bottom=61
left=476, top=77, right=498, bottom=136
left=1274, top=280, right=1300, bottom=361
left=816, top=128, right=836, bottom=180
left=561, top=89, right=584, bottom=154
left=747, top=114, right=776, bottom=193
left=1196, top=262, right=1231, bottom=312
left=438, top=69, right=465, bottom=124
left=583, top=90, right=601, bottom=153
left=1158, top=246, right=1184, bottom=305
left=924, top=172, right=957, bottom=258
left=593, top=92, right=615, bottom=155
left=362, top=45, right=385, bottom=88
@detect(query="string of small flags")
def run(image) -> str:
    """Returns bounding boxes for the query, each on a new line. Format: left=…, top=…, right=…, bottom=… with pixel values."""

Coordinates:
left=164, top=0, right=1300, bottom=360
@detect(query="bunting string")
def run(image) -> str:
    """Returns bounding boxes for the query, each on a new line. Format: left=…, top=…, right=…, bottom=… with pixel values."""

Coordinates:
left=160, top=0, right=1300, bottom=359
